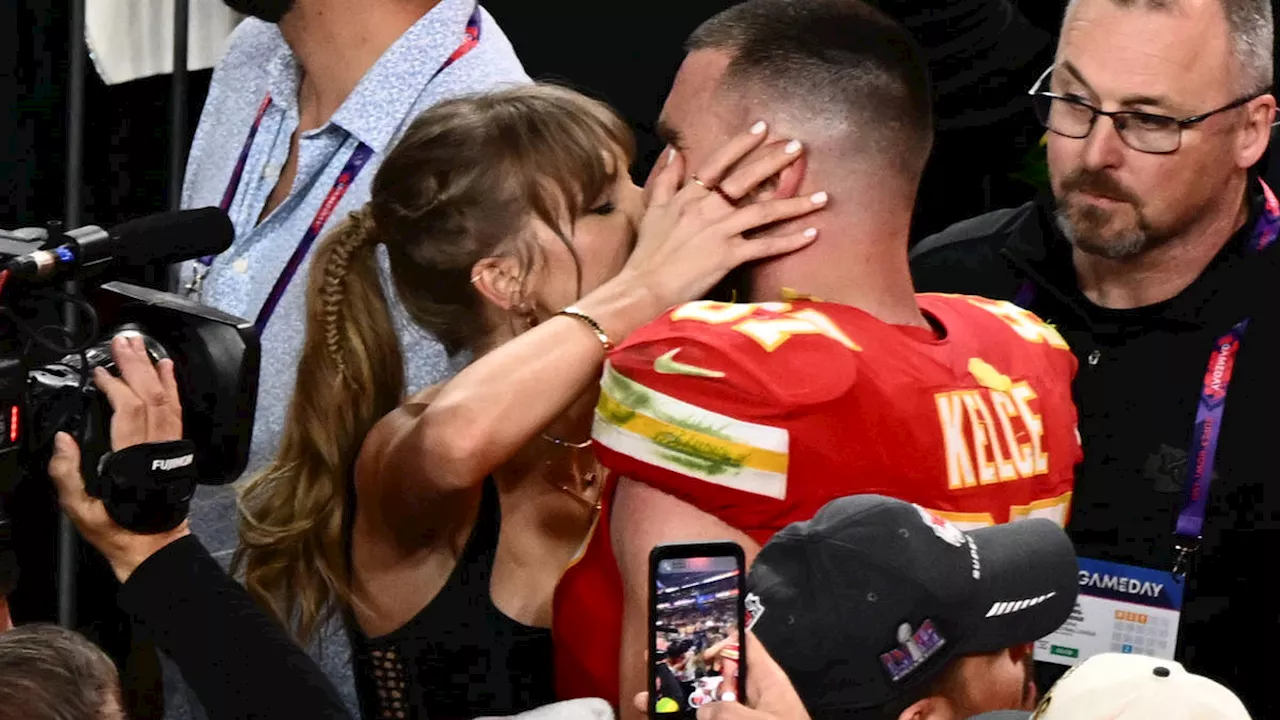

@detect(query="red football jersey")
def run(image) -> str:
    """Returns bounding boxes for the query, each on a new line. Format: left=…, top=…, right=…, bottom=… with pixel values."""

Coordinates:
left=553, top=474, right=624, bottom=705
left=553, top=295, right=1081, bottom=705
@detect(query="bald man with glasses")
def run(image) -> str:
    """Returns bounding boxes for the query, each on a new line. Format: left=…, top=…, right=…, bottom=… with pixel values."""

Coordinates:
left=910, top=0, right=1279, bottom=716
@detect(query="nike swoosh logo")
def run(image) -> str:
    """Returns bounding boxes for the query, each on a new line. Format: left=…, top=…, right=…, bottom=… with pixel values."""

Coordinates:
left=653, top=348, right=725, bottom=378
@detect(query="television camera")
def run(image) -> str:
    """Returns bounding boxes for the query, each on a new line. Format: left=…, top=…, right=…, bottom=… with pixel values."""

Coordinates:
left=0, top=208, right=259, bottom=597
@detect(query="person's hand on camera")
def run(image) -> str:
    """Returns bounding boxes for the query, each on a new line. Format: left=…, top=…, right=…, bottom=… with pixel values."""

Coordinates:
left=47, top=335, right=190, bottom=583
left=609, top=121, right=828, bottom=315
left=633, top=631, right=811, bottom=720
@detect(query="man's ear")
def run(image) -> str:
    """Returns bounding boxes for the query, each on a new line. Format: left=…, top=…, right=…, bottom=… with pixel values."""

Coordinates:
left=739, top=142, right=808, bottom=203
left=770, top=151, right=808, bottom=200
left=470, top=255, right=527, bottom=311
left=1238, top=94, right=1277, bottom=169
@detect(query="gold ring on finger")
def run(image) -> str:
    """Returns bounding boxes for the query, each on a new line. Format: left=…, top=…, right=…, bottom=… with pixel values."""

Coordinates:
left=690, top=174, right=736, bottom=205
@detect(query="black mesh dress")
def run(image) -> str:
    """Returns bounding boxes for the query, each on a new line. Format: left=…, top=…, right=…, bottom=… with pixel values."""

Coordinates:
left=347, top=478, right=556, bottom=720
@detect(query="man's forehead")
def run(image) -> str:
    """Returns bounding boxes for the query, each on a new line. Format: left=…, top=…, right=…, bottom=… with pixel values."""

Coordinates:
left=1056, top=0, right=1234, bottom=107
left=658, top=50, right=739, bottom=151
left=666, top=50, right=733, bottom=111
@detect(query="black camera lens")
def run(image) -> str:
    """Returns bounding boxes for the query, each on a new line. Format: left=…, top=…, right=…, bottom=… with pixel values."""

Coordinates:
left=82, top=326, right=170, bottom=379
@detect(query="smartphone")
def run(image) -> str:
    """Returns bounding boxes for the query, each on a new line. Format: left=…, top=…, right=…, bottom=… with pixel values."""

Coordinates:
left=648, top=541, right=748, bottom=717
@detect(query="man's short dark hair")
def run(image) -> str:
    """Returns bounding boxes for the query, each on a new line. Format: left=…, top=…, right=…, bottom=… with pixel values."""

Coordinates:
left=687, top=0, right=934, bottom=179
left=0, top=624, right=121, bottom=720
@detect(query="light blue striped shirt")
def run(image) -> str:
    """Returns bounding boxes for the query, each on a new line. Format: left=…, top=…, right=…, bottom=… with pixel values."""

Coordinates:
left=180, top=0, right=527, bottom=551
left=173, top=3, right=528, bottom=716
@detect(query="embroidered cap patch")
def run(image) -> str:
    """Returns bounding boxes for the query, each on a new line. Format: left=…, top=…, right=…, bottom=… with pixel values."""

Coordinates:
left=913, top=505, right=966, bottom=548
left=879, top=619, right=947, bottom=682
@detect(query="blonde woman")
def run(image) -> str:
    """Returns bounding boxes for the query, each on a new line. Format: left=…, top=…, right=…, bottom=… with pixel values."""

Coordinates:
left=234, top=84, right=825, bottom=719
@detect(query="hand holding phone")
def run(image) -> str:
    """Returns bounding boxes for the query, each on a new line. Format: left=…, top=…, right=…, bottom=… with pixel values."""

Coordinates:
left=649, top=542, right=748, bottom=718
left=633, top=630, right=812, bottom=720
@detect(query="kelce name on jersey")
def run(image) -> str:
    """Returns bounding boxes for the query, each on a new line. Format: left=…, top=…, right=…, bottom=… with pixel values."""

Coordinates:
left=934, top=381, right=1049, bottom=489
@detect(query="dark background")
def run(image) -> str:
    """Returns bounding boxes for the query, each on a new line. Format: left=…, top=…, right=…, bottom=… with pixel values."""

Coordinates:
left=1, top=0, right=1070, bottom=232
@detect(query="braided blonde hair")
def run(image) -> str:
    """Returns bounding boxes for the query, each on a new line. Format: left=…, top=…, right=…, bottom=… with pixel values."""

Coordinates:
left=320, top=208, right=379, bottom=376
left=233, top=84, right=634, bottom=643
left=235, top=204, right=402, bottom=643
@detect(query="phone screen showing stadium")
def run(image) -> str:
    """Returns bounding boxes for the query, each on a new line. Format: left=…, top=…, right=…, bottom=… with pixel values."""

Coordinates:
left=649, top=544, right=746, bottom=718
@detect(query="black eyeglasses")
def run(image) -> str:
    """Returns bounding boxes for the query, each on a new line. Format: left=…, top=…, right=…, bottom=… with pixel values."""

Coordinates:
left=1028, top=66, right=1267, bottom=154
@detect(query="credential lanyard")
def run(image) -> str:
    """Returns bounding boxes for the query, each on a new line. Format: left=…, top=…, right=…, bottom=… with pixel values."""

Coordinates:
left=1170, top=179, right=1280, bottom=575
left=193, top=6, right=483, bottom=334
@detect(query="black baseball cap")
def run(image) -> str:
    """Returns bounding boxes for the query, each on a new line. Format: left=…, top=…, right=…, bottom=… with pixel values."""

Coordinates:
left=746, top=495, right=1079, bottom=719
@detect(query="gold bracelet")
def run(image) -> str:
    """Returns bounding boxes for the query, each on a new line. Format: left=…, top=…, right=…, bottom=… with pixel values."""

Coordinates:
left=557, top=305, right=614, bottom=352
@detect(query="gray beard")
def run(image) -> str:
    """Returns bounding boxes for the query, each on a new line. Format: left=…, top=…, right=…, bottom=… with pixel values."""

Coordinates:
left=1054, top=199, right=1157, bottom=260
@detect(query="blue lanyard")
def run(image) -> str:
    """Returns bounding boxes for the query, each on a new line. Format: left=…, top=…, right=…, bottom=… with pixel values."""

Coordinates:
left=189, top=7, right=483, bottom=334
left=1014, top=180, right=1280, bottom=574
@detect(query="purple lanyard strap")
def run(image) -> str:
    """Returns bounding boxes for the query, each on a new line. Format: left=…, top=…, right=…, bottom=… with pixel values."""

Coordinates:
left=200, top=6, right=482, bottom=334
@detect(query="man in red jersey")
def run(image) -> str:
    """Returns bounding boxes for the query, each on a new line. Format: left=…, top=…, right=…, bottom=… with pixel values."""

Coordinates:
left=552, top=1, right=1081, bottom=714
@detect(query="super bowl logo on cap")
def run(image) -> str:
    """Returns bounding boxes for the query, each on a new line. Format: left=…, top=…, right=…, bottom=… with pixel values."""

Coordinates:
left=879, top=620, right=947, bottom=682
left=913, top=505, right=966, bottom=548
left=744, top=593, right=765, bottom=631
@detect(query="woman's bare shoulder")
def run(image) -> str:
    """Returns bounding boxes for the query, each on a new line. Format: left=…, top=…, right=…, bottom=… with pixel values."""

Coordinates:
left=358, top=384, right=446, bottom=470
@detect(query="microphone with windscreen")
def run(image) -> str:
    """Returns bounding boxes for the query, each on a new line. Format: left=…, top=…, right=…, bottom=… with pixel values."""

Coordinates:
left=3, top=207, right=234, bottom=283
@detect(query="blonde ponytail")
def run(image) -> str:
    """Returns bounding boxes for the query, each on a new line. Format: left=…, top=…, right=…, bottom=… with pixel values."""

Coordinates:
left=231, top=84, right=637, bottom=643
left=234, top=208, right=405, bottom=643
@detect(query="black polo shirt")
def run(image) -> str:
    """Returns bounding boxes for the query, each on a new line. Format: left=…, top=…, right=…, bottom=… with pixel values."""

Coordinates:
left=909, top=186, right=1280, bottom=717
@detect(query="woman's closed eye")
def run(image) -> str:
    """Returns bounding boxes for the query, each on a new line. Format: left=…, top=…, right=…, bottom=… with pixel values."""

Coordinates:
left=587, top=200, right=617, bottom=216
